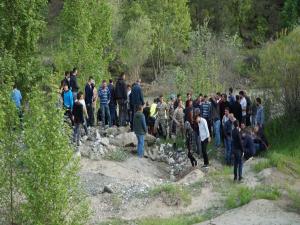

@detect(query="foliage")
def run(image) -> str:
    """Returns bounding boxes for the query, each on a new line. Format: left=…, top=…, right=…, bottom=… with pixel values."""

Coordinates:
left=259, top=27, right=300, bottom=119
left=281, top=0, right=300, bottom=30
left=58, top=0, right=113, bottom=85
left=0, top=0, right=47, bottom=94
left=121, top=15, right=153, bottom=79
left=0, top=78, right=22, bottom=225
left=137, top=214, right=204, bottom=225
left=149, top=184, right=191, bottom=206
left=19, top=84, right=89, bottom=225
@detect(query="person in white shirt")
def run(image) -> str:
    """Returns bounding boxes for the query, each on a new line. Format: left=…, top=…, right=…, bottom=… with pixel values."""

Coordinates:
left=194, top=115, right=211, bottom=168
left=239, top=91, right=247, bottom=124
left=76, top=91, right=88, bottom=136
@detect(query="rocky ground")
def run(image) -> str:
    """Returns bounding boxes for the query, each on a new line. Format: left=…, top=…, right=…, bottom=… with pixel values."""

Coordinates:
left=76, top=127, right=300, bottom=225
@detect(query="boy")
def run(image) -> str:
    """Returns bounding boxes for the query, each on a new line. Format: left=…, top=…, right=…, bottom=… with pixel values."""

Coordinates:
left=133, top=105, right=147, bottom=158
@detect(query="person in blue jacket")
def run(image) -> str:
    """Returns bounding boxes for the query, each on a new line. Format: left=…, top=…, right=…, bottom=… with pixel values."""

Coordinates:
left=11, top=84, right=22, bottom=110
left=130, top=79, right=144, bottom=129
left=63, top=84, right=74, bottom=125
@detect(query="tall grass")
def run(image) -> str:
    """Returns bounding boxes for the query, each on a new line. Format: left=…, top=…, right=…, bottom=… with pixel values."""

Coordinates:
left=254, top=117, right=300, bottom=176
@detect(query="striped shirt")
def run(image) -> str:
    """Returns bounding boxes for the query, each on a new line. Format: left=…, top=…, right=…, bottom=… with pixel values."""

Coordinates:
left=98, top=87, right=111, bottom=105
left=200, top=102, right=211, bottom=119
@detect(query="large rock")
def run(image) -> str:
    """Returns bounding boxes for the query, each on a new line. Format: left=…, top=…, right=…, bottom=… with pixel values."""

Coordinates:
left=144, top=134, right=156, bottom=146
left=109, top=132, right=137, bottom=147
left=177, top=169, right=205, bottom=185
left=100, top=137, right=110, bottom=147
left=144, top=146, right=160, bottom=161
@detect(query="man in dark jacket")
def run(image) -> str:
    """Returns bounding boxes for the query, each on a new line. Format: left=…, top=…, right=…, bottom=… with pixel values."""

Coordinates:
left=108, top=79, right=117, bottom=126
left=130, top=79, right=144, bottom=129
left=73, top=92, right=85, bottom=146
left=241, top=131, right=255, bottom=160
left=115, top=73, right=128, bottom=126
left=70, top=68, right=79, bottom=101
left=85, top=77, right=94, bottom=127
left=231, top=95, right=243, bottom=124
left=224, top=114, right=234, bottom=165
left=133, top=105, right=147, bottom=158
left=210, top=96, right=221, bottom=148
left=232, top=120, right=244, bottom=181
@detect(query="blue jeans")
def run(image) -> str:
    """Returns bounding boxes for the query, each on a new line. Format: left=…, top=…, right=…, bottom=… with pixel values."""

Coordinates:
left=136, top=134, right=145, bottom=158
left=73, top=123, right=82, bottom=145
left=213, top=119, right=221, bottom=147
left=100, top=104, right=111, bottom=127
left=109, top=104, right=117, bottom=126
left=224, top=138, right=232, bottom=165
left=234, top=151, right=243, bottom=180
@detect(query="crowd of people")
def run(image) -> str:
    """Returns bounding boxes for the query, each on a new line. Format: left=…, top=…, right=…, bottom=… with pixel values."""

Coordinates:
left=59, top=69, right=269, bottom=182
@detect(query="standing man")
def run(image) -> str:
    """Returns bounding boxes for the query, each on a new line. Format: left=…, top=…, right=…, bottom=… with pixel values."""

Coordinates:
left=115, top=72, right=128, bottom=126
left=232, top=120, right=244, bottom=181
left=72, top=92, right=85, bottom=147
left=155, top=95, right=169, bottom=139
left=256, top=97, right=264, bottom=128
left=91, top=79, right=98, bottom=125
left=85, top=77, right=94, bottom=127
left=173, top=100, right=185, bottom=138
left=168, top=94, right=176, bottom=138
left=130, top=79, right=144, bottom=128
left=231, top=95, right=243, bottom=125
left=224, top=113, right=234, bottom=165
left=98, top=80, right=111, bottom=128
left=133, top=105, right=147, bottom=158
left=63, top=84, right=74, bottom=125
left=60, top=71, right=70, bottom=92
left=196, top=114, right=211, bottom=168
left=245, top=91, right=252, bottom=126
left=239, top=91, right=247, bottom=125
left=108, top=79, right=117, bottom=126
left=70, top=68, right=79, bottom=101
left=200, top=95, right=212, bottom=135
left=210, top=96, right=221, bottom=148
left=228, top=87, right=236, bottom=107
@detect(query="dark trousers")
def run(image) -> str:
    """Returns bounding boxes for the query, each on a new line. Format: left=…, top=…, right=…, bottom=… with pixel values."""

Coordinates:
left=109, top=104, right=117, bottom=126
left=201, top=138, right=209, bottom=166
left=64, top=108, right=74, bottom=126
left=233, top=151, right=243, bottom=180
left=117, top=100, right=127, bottom=126
left=246, top=114, right=251, bottom=126
left=86, top=103, right=94, bottom=127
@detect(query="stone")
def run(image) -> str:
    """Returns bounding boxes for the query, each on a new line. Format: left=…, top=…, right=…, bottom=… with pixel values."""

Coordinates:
left=177, top=169, right=205, bottom=185
left=103, top=185, right=113, bottom=194
left=110, top=132, right=137, bottom=147
left=106, top=127, right=119, bottom=136
left=100, top=137, right=110, bottom=146
left=168, top=158, right=176, bottom=165
left=144, top=134, right=156, bottom=146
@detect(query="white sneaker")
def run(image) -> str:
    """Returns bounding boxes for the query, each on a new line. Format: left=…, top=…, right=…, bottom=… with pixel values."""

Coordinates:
left=75, top=151, right=81, bottom=158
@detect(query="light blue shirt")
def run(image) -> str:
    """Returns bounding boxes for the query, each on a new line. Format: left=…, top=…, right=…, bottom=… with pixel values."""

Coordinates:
left=256, top=105, right=264, bottom=126
left=11, top=89, right=22, bottom=109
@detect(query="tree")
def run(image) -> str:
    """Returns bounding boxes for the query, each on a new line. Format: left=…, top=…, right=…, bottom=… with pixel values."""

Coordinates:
left=259, top=27, right=300, bottom=119
left=121, top=16, right=153, bottom=79
left=281, top=0, right=300, bottom=30
left=19, top=84, right=89, bottom=225
left=0, top=0, right=47, bottom=92
left=139, top=0, right=191, bottom=78
left=58, top=0, right=113, bottom=85
left=0, top=77, right=22, bottom=225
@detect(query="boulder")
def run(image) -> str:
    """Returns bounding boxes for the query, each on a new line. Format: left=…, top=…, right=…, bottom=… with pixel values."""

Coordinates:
left=144, top=134, right=156, bottom=146
left=106, top=127, right=119, bottom=136
left=110, top=132, right=137, bottom=147
left=177, top=169, right=205, bottom=185
left=144, top=146, right=160, bottom=161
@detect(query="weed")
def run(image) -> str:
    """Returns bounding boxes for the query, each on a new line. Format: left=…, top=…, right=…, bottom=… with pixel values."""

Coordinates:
left=137, top=215, right=204, bottom=225
left=287, top=190, right=300, bottom=213
left=104, top=149, right=129, bottom=162
left=149, top=184, right=191, bottom=206
left=225, top=185, right=281, bottom=209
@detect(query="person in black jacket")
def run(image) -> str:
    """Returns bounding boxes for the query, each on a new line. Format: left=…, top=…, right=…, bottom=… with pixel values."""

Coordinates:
left=70, top=68, right=79, bottom=101
left=231, top=95, right=243, bottom=125
left=232, top=120, right=245, bottom=181
left=115, top=72, right=128, bottom=126
left=130, top=79, right=144, bottom=129
left=85, top=77, right=94, bottom=127
left=73, top=92, right=85, bottom=146
left=108, top=79, right=117, bottom=126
